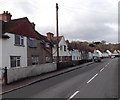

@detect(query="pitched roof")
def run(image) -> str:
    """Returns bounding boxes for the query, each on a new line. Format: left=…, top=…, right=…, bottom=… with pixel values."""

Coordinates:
left=2, top=17, right=40, bottom=39
left=51, top=36, right=63, bottom=44
left=2, top=17, right=51, bottom=43
left=35, top=31, right=51, bottom=43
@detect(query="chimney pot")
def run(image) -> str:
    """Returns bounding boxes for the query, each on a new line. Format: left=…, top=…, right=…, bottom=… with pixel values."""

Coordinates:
left=47, top=32, right=54, bottom=40
left=0, top=11, right=12, bottom=21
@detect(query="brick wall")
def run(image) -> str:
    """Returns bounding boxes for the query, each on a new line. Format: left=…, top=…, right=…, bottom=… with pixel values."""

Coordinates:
left=27, top=39, right=52, bottom=66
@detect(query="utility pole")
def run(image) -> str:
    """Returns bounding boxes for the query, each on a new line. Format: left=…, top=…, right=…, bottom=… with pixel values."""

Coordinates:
left=56, top=3, right=59, bottom=67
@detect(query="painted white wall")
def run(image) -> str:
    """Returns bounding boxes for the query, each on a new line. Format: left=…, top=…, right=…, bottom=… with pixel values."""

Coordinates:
left=53, top=37, right=71, bottom=57
left=7, top=63, right=57, bottom=83
left=106, top=50, right=112, bottom=56
left=112, top=50, right=119, bottom=56
left=93, top=50, right=102, bottom=57
left=71, top=49, right=81, bottom=60
left=88, top=52, right=93, bottom=60
left=1, top=33, right=27, bottom=69
left=0, top=38, right=2, bottom=79
left=102, top=52, right=109, bottom=57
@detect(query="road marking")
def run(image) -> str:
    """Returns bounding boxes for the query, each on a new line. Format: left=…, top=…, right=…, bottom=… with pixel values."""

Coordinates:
left=105, top=63, right=110, bottom=67
left=68, top=91, right=79, bottom=100
left=100, top=67, right=104, bottom=72
left=87, top=73, right=98, bottom=84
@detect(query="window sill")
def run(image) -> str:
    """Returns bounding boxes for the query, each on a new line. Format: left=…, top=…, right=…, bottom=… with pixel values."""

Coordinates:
left=29, top=46, right=37, bottom=48
left=14, top=44, right=25, bottom=47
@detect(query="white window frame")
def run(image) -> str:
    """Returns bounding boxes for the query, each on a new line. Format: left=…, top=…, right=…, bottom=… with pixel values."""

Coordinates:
left=15, top=35, right=24, bottom=46
left=10, top=56, right=21, bottom=67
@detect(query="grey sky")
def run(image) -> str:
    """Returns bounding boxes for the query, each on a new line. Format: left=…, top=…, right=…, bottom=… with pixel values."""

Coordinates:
left=0, top=0, right=118, bottom=43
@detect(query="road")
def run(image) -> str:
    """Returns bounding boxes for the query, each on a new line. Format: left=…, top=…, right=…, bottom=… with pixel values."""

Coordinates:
left=3, top=58, right=119, bottom=99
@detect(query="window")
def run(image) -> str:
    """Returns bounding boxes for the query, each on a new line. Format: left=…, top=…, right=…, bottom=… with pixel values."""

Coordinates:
left=60, top=45, right=62, bottom=51
left=15, top=35, right=24, bottom=46
left=64, top=45, right=67, bottom=51
left=28, top=38, right=37, bottom=47
left=60, top=56, right=62, bottom=62
left=32, top=56, right=39, bottom=65
left=10, top=56, right=21, bottom=67
left=46, top=57, right=50, bottom=63
left=53, top=56, right=56, bottom=62
left=45, top=43, right=50, bottom=48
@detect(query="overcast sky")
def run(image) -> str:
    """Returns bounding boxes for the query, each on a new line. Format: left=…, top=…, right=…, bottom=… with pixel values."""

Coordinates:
left=0, top=0, right=118, bottom=43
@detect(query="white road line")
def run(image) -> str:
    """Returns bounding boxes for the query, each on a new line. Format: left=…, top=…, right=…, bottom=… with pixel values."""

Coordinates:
left=87, top=73, right=98, bottom=84
left=105, top=63, right=109, bottom=67
left=100, top=67, right=104, bottom=72
left=68, top=91, right=79, bottom=100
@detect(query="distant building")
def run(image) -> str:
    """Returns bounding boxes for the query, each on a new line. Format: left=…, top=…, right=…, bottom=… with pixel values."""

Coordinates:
left=93, top=50, right=102, bottom=57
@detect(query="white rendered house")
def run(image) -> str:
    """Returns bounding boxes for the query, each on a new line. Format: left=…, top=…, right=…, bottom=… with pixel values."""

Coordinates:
left=71, top=49, right=82, bottom=61
left=47, top=32, right=72, bottom=62
left=93, top=50, right=102, bottom=57
left=1, top=33, right=27, bottom=69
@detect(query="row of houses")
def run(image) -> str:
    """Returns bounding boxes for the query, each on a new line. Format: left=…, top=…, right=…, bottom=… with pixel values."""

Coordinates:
left=0, top=11, right=120, bottom=70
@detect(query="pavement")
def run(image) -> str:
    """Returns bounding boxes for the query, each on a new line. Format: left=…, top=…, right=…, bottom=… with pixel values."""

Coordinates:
left=1, top=61, right=94, bottom=95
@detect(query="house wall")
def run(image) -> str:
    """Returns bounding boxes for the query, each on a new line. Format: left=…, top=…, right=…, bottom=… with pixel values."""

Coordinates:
left=106, top=50, right=112, bottom=56
left=93, top=50, right=102, bottom=57
left=88, top=52, right=93, bottom=60
left=27, top=39, right=52, bottom=66
left=72, top=49, right=82, bottom=61
left=53, top=37, right=71, bottom=56
left=0, top=38, right=2, bottom=79
left=52, top=37, right=72, bottom=62
left=1, top=33, right=27, bottom=69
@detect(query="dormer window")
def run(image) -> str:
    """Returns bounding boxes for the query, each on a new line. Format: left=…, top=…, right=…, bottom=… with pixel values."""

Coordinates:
left=28, top=38, right=37, bottom=48
left=15, top=35, right=24, bottom=46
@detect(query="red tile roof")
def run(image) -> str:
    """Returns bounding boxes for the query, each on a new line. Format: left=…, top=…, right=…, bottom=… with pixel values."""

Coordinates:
left=52, top=36, right=63, bottom=43
left=2, top=17, right=51, bottom=43
left=2, top=17, right=40, bottom=39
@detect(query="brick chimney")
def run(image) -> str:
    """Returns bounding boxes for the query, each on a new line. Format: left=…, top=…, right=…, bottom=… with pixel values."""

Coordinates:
left=31, top=22, right=35, bottom=29
left=0, top=11, right=12, bottom=22
left=47, top=32, right=54, bottom=40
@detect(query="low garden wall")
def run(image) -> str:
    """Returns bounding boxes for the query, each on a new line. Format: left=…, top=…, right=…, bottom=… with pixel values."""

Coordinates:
left=7, top=63, right=57, bottom=84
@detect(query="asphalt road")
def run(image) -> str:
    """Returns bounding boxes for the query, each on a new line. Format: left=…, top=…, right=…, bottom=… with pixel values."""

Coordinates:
left=3, top=58, right=119, bottom=99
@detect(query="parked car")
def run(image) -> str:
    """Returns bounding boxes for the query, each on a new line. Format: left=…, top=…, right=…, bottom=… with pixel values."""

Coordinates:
left=111, top=56, right=115, bottom=59
left=93, top=56, right=101, bottom=62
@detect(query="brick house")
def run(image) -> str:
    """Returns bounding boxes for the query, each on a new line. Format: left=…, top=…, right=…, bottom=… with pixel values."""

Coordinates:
left=27, top=28, right=53, bottom=66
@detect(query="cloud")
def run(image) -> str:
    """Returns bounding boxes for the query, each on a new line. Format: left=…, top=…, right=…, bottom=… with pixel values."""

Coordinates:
left=14, top=0, right=38, bottom=14
left=0, top=0, right=118, bottom=43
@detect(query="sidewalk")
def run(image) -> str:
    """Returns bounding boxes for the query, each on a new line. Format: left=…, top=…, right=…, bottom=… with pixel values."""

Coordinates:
left=0, top=62, right=93, bottom=94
